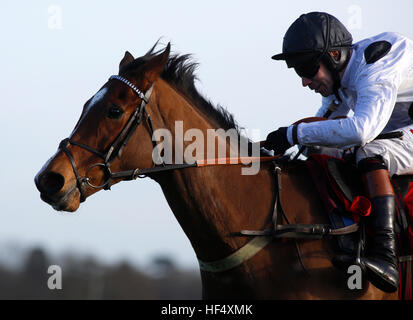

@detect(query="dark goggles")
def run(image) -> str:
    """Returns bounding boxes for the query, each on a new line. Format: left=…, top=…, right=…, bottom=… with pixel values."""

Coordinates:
left=294, top=62, right=320, bottom=79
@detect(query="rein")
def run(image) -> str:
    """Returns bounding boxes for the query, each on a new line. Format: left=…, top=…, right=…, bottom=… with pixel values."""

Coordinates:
left=59, top=75, right=280, bottom=200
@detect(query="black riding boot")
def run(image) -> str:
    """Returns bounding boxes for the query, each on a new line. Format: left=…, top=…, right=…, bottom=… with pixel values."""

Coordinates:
left=360, top=195, right=399, bottom=293
left=332, top=156, right=399, bottom=293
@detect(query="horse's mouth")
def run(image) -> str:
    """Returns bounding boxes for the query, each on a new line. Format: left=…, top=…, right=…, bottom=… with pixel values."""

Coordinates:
left=40, top=185, right=81, bottom=212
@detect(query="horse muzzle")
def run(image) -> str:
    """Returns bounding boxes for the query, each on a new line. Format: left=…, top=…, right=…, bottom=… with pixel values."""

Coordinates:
left=35, top=170, right=82, bottom=212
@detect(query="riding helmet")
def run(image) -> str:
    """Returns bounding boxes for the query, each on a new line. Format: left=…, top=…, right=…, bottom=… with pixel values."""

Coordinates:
left=272, top=12, right=353, bottom=91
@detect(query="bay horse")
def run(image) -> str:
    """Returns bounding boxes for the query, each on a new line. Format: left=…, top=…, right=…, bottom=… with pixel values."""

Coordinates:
left=34, top=43, right=398, bottom=299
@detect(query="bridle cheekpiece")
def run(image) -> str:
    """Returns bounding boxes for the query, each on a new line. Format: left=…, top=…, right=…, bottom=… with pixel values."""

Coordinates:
left=59, top=75, right=155, bottom=201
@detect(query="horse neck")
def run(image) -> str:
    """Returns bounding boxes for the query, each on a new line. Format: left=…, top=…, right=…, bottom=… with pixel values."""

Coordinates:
left=148, top=79, right=275, bottom=262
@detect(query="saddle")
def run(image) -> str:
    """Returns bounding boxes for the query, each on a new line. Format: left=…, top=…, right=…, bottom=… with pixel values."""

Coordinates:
left=306, top=153, right=413, bottom=299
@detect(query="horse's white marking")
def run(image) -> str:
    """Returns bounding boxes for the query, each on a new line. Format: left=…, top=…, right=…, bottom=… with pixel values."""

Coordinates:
left=85, top=87, right=108, bottom=114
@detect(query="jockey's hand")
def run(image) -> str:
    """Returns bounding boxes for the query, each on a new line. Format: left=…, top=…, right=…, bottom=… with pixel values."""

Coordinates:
left=264, top=127, right=291, bottom=155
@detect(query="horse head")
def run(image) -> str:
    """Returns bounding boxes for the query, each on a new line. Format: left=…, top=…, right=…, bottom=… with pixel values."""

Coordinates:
left=35, top=44, right=171, bottom=212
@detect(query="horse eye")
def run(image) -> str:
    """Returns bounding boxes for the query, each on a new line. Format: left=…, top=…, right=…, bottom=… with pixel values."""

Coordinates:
left=107, top=106, right=123, bottom=119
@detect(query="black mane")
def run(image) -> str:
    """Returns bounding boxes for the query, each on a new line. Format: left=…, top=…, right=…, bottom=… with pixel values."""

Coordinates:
left=123, top=45, right=241, bottom=133
left=161, top=54, right=241, bottom=133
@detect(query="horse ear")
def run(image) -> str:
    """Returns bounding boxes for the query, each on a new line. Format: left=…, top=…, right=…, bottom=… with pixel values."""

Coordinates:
left=119, top=51, right=135, bottom=70
left=145, top=43, right=171, bottom=81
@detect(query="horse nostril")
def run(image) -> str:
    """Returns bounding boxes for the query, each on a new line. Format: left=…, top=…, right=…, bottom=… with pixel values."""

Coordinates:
left=36, top=171, right=65, bottom=195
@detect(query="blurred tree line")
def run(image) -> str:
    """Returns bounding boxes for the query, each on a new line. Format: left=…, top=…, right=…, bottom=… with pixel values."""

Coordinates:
left=0, top=247, right=201, bottom=299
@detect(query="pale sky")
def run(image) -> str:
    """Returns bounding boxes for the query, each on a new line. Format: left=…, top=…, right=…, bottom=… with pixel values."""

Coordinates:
left=1, top=0, right=413, bottom=270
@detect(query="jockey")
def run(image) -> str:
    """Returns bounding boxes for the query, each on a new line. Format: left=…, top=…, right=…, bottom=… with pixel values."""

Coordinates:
left=265, top=11, right=413, bottom=293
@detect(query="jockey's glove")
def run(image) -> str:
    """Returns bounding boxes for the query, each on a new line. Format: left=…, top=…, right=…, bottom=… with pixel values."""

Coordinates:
left=264, top=127, right=292, bottom=155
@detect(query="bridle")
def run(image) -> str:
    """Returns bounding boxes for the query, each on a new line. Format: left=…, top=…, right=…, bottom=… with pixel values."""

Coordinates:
left=59, top=75, right=158, bottom=201
left=59, top=73, right=260, bottom=202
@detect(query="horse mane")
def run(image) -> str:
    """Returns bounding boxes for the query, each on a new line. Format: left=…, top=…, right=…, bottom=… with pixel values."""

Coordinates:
left=161, top=54, right=241, bottom=134
left=122, top=44, right=241, bottom=134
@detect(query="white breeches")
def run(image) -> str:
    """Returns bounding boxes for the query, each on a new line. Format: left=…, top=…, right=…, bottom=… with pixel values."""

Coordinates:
left=356, top=125, right=413, bottom=176
left=305, top=124, right=413, bottom=176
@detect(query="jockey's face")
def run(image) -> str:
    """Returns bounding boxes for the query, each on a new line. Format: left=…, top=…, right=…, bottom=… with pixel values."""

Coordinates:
left=300, top=62, right=335, bottom=97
